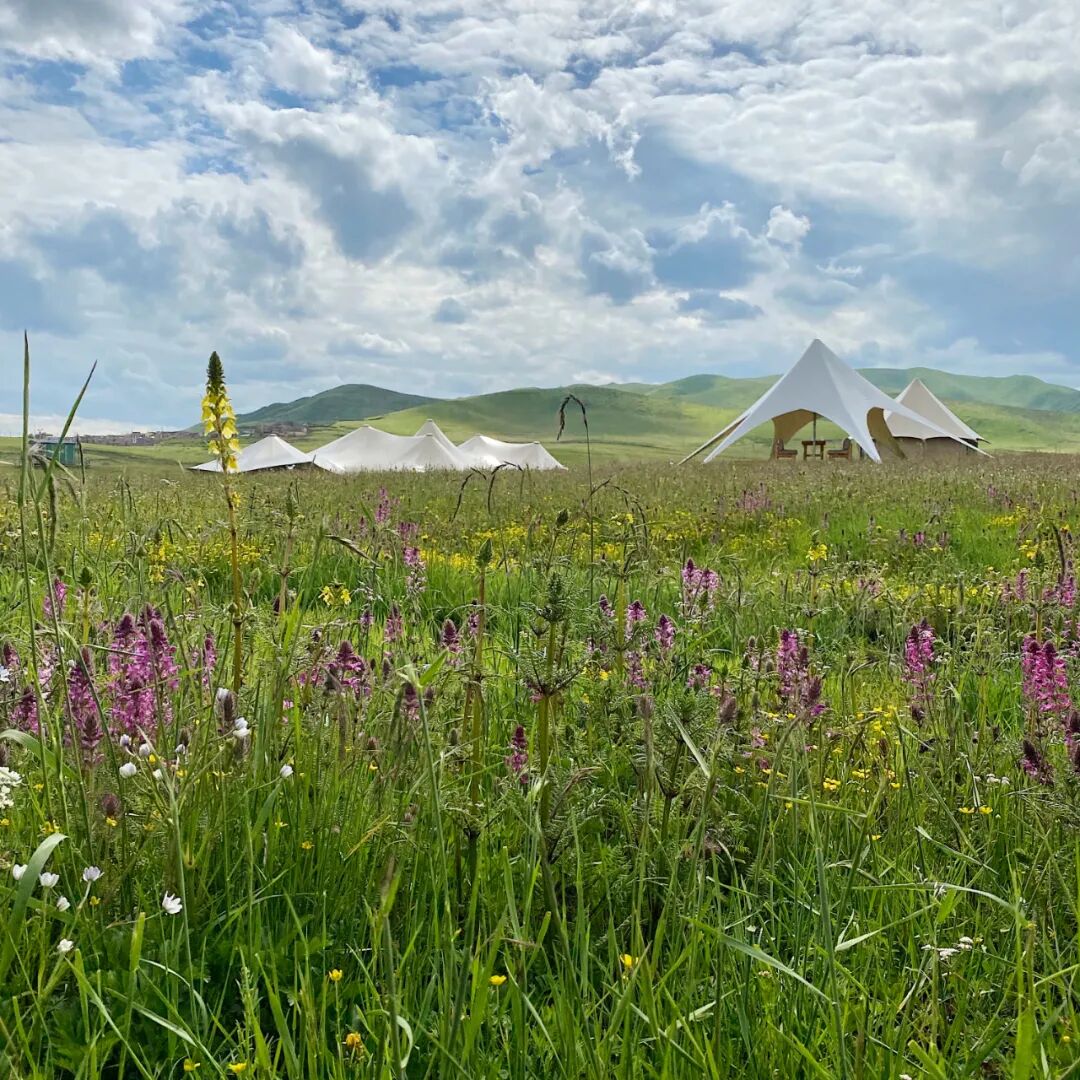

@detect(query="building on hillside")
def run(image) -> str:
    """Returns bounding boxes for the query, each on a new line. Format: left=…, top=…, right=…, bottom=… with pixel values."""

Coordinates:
left=32, top=435, right=80, bottom=466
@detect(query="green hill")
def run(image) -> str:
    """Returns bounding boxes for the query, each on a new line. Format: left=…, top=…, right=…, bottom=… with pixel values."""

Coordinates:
left=210, top=364, right=1080, bottom=469
left=857, top=367, right=1080, bottom=414
left=374, top=385, right=733, bottom=464
left=238, top=384, right=438, bottom=426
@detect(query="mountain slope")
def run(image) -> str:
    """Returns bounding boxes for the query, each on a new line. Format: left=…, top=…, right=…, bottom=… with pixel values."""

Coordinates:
left=857, top=368, right=1080, bottom=414
left=239, top=384, right=438, bottom=426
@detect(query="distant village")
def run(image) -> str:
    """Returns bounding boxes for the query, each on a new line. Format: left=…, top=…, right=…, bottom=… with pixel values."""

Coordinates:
left=33, top=420, right=309, bottom=447
left=29, top=420, right=310, bottom=464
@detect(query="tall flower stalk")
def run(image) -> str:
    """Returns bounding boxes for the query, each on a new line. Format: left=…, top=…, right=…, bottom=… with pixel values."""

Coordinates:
left=202, top=352, right=244, bottom=694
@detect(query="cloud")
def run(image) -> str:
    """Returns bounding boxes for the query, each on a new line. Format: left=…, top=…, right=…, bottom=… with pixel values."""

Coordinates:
left=0, top=0, right=1076, bottom=424
left=0, top=413, right=151, bottom=437
left=0, top=0, right=192, bottom=66
left=433, top=297, right=469, bottom=324
left=0, top=259, right=80, bottom=334
left=765, top=206, right=811, bottom=248
left=263, top=24, right=346, bottom=99
left=678, top=292, right=763, bottom=321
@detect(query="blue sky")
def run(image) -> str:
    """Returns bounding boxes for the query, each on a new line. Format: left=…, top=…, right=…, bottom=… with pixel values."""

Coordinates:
left=0, top=0, right=1077, bottom=430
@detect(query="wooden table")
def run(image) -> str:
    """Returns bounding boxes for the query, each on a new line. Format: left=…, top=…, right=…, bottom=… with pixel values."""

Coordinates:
left=801, top=439, right=827, bottom=460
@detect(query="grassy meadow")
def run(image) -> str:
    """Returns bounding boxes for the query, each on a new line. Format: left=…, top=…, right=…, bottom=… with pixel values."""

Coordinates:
left=4, top=441, right=1080, bottom=1077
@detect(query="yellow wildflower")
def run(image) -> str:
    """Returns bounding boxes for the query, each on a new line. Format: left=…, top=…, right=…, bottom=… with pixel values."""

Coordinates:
left=226, top=1065, right=248, bottom=1075
left=620, top=954, right=638, bottom=971
left=329, top=969, right=343, bottom=983
left=344, top=1032, right=363, bottom=1051
left=489, top=974, right=507, bottom=987
left=183, top=1062, right=201, bottom=1073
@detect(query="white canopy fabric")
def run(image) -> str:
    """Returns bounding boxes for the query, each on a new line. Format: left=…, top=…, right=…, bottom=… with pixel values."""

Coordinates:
left=682, top=339, right=978, bottom=464
left=312, top=426, right=468, bottom=472
left=885, top=379, right=983, bottom=443
left=458, top=434, right=566, bottom=470
left=414, top=419, right=459, bottom=455
left=193, top=434, right=312, bottom=474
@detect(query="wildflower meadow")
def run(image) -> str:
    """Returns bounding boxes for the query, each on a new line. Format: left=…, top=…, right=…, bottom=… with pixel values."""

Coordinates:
left=4, top=358, right=1080, bottom=1077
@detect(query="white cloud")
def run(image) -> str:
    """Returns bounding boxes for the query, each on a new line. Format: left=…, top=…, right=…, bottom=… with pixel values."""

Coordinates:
left=263, top=24, right=347, bottom=98
left=0, top=0, right=1076, bottom=425
left=765, top=206, right=811, bottom=248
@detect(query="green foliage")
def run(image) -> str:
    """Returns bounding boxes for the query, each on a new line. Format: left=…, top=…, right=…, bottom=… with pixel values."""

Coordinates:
left=5, top=436, right=1080, bottom=1077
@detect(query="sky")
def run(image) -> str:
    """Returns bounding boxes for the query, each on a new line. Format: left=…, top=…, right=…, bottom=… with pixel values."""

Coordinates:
left=1, top=0, right=1078, bottom=431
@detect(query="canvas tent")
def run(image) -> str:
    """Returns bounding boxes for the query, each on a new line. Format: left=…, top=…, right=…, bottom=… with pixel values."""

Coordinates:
left=414, top=419, right=460, bottom=457
left=193, top=434, right=312, bottom=474
left=312, top=425, right=468, bottom=473
left=308, top=419, right=565, bottom=473
left=458, top=434, right=566, bottom=471
left=681, top=339, right=979, bottom=465
left=885, top=379, right=983, bottom=458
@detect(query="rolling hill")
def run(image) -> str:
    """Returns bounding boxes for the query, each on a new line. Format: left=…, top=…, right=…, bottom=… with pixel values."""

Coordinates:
left=238, top=383, right=438, bottom=426
left=857, top=368, right=1080, bottom=414
left=172, top=363, right=1080, bottom=470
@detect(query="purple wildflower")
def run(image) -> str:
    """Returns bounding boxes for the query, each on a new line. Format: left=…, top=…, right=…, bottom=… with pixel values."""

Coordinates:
left=44, top=578, right=68, bottom=620
left=687, top=663, right=711, bottom=691
left=328, top=641, right=370, bottom=699
left=1021, top=635, right=1070, bottom=724
left=625, top=600, right=647, bottom=641
left=441, top=619, right=462, bottom=664
left=626, top=651, right=647, bottom=690
left=776, top=629, right=825, bottom=718
left=385, top=605, right=404, bottom=644
left=680, top=559, right=720, bottom=619
left=67, top=648, right=103, bottom=759
left=1020, top=738, right=1053, bottom=785
left=403, top=546, right=426, bottom=597
left=904, top=619, right=936, bottom=713
left=505, top=725, right=529, bottom=787
left=654, top=614, right=676, bottom=654
left=12, top=687, right=39, bottom=734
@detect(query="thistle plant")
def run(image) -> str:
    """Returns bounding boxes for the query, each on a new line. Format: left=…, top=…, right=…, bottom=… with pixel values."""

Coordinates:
left=201, top=352, right=244, bottom=693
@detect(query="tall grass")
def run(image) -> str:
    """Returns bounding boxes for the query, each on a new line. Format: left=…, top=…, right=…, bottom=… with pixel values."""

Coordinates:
left=2, top=353, right=1080, bottom=1076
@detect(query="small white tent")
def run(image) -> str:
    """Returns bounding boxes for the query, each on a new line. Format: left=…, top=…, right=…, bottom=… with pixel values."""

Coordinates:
left=886, top=379, right=983, bottom=446
left=414, top=419, right=459, bottom=456
left=193, top=434, right=312, bottom=474
left=682, top=339, right=977, bottom=464
left=458, top=434, right=566, bottom=470
left=312, top=426, right=467, bottom=473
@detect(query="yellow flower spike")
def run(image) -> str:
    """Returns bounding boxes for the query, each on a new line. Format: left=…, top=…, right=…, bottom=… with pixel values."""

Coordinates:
left=489, top=974, right=508, bottom=987
left=329, top=969, right=343, bottom=983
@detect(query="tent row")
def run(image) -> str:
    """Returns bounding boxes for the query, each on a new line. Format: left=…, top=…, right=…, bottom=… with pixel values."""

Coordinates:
left=682, top=339, right=986, bottom=465
left=193, top=422, right=565, bottom=474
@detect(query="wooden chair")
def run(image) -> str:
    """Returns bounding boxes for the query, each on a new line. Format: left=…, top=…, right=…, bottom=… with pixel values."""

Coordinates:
left=773, top=438, right=797, bottom=460
left=827, top=437, right=852, bottom=461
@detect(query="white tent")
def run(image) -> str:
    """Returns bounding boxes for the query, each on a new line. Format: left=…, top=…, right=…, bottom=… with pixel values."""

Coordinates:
left=458, top=434, right=566, bottom=471
left=885, top=379, right=983, bottom=444
left=193, top=434, right=312, bottom=474
left=681, top=339, right=978, bottom=464
left=414, top=419, right=459, bottom=456
left=312, top=425, right=467, bottom=473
